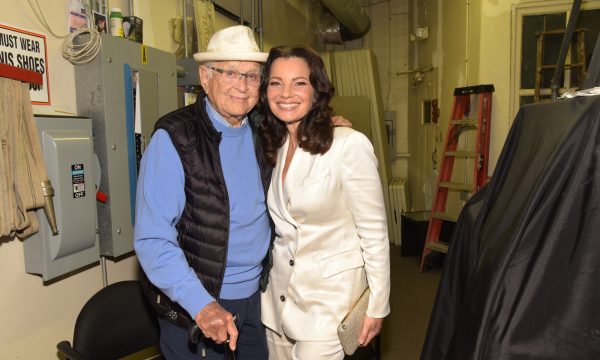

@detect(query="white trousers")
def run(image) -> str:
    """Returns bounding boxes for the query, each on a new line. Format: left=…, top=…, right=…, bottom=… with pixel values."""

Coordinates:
left=266, top=327, right=345, bottom=360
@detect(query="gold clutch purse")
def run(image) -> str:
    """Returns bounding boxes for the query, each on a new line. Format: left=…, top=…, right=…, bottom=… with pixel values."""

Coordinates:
left=337, top=287, right=370, bottom=355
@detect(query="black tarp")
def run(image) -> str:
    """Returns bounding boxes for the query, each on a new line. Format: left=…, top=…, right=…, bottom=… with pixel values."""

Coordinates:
left=421, top=90, right=600, bottom=359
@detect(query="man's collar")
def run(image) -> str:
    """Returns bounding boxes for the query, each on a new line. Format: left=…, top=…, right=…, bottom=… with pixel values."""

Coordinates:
left=204, top=99, right=248, bottom=128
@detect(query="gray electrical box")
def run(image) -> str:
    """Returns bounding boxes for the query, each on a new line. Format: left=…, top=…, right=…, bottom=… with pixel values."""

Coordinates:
left=23, top=116, right=98, bottom=281
left=75, top=34, right=178, bottom=258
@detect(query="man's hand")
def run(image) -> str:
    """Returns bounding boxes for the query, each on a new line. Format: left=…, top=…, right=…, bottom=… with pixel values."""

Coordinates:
left=194, top=301, right=238, bottom=350
left=358, top=316, right=383, bottom=347
left=332, top=115, right=353, bottom=128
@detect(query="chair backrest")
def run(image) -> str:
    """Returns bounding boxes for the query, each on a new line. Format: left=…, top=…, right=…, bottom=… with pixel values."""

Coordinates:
left=71, top=280, right=160, bottom=359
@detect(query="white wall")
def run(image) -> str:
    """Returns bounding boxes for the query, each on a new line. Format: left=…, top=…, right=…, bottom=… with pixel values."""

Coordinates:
left=478, top=1, right=515, bottom=178
left=328, top=0, right=411, bottom=182
left=365, top=0, right=411, bottom=180
left=405, top=0, right=525, bottom=213
left=0, top=1, right=319, bottom=358
left=1, top=1, right=140, bottom=359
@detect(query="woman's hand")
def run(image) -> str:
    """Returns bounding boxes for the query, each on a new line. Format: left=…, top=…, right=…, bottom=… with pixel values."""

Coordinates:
left=358, top=315, right=383, bottom=347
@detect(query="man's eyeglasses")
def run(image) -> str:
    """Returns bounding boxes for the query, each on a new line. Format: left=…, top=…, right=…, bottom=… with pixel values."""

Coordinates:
left=206, top=66, right=263, bottom=86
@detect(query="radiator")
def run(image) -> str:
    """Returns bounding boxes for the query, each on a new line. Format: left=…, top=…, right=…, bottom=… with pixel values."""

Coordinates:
left=388, top=177, right=407, bottom=246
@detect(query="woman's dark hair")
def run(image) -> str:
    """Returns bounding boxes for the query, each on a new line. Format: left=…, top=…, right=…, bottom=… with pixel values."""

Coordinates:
left=257, top=45, right=335, bottom=165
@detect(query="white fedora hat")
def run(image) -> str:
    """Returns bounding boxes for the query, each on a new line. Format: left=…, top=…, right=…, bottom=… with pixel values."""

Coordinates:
left=193, top=25, right=268, bottom=63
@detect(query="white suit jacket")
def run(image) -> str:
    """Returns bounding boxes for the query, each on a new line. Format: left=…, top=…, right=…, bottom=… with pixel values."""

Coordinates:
left=261, top=127, right=390, bottom=341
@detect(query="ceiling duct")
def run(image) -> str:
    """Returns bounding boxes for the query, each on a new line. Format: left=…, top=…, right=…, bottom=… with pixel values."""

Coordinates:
left=318, top=0, right=370, bottom=44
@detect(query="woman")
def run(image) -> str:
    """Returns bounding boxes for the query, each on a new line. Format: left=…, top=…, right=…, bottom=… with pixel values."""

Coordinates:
left=258, top=45, right=390, bottom=360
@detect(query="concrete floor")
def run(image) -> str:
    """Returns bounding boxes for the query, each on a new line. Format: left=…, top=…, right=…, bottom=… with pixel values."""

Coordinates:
left=343, top=246, right=442, bottom=360
left=380, top=246, right=442, bottom=360
left=137, top=245, right=441, bottom=360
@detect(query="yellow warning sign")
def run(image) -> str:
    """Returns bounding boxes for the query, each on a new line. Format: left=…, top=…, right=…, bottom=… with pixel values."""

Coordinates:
left=141, top=45, right=148, bottom=64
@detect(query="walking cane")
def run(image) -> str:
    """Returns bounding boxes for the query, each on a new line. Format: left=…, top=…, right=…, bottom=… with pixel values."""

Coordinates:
left=188, top=313, right=238, bottom=359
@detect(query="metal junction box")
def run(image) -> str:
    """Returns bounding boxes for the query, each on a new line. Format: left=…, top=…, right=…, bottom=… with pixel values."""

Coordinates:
left=75, top=34, right=177, bottom=257
left=23, top=116, right=98, bottom=281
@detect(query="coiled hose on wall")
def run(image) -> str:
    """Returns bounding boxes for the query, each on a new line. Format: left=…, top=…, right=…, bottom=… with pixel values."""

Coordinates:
left=0, top=77, right=56, bottom=239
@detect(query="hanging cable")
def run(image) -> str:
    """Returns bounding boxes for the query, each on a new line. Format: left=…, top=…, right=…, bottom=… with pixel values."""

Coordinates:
left=27, top=0, right=69, bottom=38
left=27, top=0, right=102, bottom=64
left=61, top=27, right=102, bottom=65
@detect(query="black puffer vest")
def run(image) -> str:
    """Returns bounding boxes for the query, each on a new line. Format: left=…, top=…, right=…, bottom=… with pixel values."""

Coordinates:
left=141, top=93, right=273, bottom=330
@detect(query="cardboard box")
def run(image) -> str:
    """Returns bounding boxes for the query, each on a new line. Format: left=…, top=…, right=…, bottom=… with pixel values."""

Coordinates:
left=123, top=16, right=143, bottom=43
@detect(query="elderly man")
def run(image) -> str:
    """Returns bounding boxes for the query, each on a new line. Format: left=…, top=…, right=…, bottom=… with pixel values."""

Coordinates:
left=134, top=25, right=272, bottom=359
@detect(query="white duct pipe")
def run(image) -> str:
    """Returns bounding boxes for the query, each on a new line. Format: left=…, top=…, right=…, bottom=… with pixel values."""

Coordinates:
left=320, top=0, right=370, bottom=38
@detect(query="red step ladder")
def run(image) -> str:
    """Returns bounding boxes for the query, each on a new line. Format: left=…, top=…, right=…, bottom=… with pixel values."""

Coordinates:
left=420, top=85, right=494, bottom=271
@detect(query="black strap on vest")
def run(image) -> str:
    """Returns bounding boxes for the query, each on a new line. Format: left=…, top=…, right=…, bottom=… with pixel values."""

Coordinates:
left=140, top=272, right=195, bottom=331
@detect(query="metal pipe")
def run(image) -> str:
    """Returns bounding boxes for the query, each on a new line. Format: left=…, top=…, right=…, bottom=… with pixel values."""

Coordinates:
left=95, top=0, right=106, bottom=13
left=129, top=0, right=134, bottom=16
left=101, top=256, right=108, bottom=287
left=551, top=0, right=583, bottom=100
left=239, top=0, right=244, bottom=25
left=258, top=0, right=263, bottom=50
left=183, top=0, right=189, bottom=58
left=465, top=0, right=470, bottom=87
left=102, top=0, right=111, bottom=36
left=582, top=33, right=600, bottom=89
left=251, top=0, right=255, bottom=30
left=463, top=0, right=471, bottom=188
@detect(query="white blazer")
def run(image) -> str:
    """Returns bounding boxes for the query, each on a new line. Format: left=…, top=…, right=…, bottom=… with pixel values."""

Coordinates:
left=261, top=127, right=390, bottom=341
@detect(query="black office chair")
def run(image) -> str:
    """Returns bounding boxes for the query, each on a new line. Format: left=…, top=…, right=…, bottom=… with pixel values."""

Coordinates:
left=57, top=280, right=162, bottom=360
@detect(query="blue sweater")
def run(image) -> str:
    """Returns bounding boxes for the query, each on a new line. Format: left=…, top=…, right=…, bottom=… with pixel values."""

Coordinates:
left=133, top=100, right=270, bottom=319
